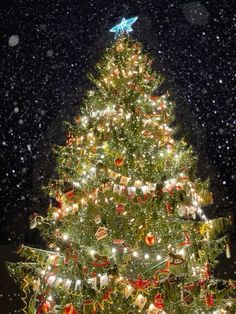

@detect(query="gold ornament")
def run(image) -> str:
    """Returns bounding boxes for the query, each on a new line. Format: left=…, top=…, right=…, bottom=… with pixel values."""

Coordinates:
left=199, top=190, right=213, bottom=206
left=116, top=42, right=124, bottom=52
left=113, top=68, right=120, bottom=76
left=95, top=227, right=108, bottom=240
left=90, top=145, right=97, bottom=153
left=147, top=303, right=159, bottom=314
left=75, top=115, right=81, bottom=123
left=134, top=294, right=147, bottom=310
left=124, top=284, right=134, bottom=298
left=120, top=175, right=130, bottom=185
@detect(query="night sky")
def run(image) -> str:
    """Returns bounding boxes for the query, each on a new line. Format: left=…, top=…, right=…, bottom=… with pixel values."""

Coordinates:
left=0, top=0, right=235, bottom=312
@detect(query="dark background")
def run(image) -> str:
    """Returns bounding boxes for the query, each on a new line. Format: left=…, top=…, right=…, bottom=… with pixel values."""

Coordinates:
left=0, top=0, right=235, bottom=312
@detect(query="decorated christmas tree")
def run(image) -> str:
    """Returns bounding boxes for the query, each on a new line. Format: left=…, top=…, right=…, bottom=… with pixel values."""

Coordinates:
left=8, top=17, right=236, bottom=313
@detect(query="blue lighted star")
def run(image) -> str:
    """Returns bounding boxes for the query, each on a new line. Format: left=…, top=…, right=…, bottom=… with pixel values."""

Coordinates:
left=109, top=17, right=138, bottom=37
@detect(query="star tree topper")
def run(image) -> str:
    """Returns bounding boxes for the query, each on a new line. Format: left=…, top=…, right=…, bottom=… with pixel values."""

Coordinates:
left=110, top=17, right=138, bottom=37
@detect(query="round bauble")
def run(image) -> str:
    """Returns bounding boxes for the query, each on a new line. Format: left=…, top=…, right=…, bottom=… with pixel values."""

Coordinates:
left=114, top=157, right=124, bottom=167
left=145, top=232, right=155, bottom=246
left=42, top=301, right=52, bottom=313
left=115, top=203, right=125, bottom=215
left=64, top=303, right=78, bottom=314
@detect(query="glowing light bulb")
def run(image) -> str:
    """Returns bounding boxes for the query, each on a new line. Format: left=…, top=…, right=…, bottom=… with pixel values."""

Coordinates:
left=144, top=254, right=149, bottom=260
left=133, top=251, right=138, bottom=257
left=90, top=249, right=96, bottom=256
left=47, top=295, right=53, bottom=301
left=156, top=254, right=162, bottom=260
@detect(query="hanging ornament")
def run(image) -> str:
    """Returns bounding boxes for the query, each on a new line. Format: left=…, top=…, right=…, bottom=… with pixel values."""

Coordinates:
left=75, top=115, right=81, bottom=123
left=228, top=279, right=236, bottom=289
left=132, top=42, right=142, bottom=52
left=134, top=293, right=147, bottom=310
left=150, top=95, right=159, bottom=101
left=91, top=145, right=97, bottom=153
left=177, top=204, right=197, bottom=219
left=225, top=243, right=231, bottom=258
left=116, top=42, right=124, bottom=52
left=167, top=273, right=177, bottom=285
left=115, top=203, right=125, bottom=215
left=120, top=175, right=130, bottom=185
left=32, top=278, right=40, bottom=291
left=114, top=157, right=124, bottom=167
left=145, top=232, right=155, bottom=246
left=169, top=253, right=185, bottom=265
left=142, top=129, right=152, bottom=137
left=113, top=68, right=120, bottom=76
left=29, top=213, right=40, bottom=229
left=92, top=254, right=111, bottom=267
left=181, top=290, right=194, bottom=305
left=41, top=301, right=52, bottom=313
left=147, top=303, right=159, bottom=314
left=124, top=284, right=134, bottom=298
left=63, top=303, right=79, bottom=314
left=154, top=294, right=164, bottom=310
left=199, top=190, right=213, bottom=206
left=95, top=227, right=108, bottom=240
left=137, top=157, right=145, bottom=168
left=205, top=293, right=214, bottom=308
left=94, top=214, right=102, bottom=224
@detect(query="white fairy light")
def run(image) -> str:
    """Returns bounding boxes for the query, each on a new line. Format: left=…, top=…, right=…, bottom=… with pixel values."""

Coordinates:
left=62, top=234, right=68, bottom=241
left=144, top=254, right=149, bottom=260
left=156, top=254, right=162, bottom=260
left=90, top=249, right=96, bottom=256
left=177, top=248, right=185, bottom=256
left=133, top=251, right=138, bottom=257
left=47, top=295, right=53, bottom=301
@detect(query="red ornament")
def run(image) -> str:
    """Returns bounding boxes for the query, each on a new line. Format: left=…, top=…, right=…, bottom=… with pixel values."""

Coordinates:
left=115, top=203, right=125, bottom=215
left=205, top=293, right=214, bottom=308
left=41, top=301, right=52, bottom=313
left=64, top=303, right=79, bottom=314
left=114, top=157, right=124, bottom=167
left=142, top=129, right=152, bottom=137
left=150, top=95, right=159, bottom=101
left=154, top=294, right=164, bottom=309
left=145, top=232, right=155, bottom=246
left=66, top=189, right=74, bottom=198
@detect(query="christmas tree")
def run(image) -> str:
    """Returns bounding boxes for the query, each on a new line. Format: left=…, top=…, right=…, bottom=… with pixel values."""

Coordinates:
left=8, top=17, right=236, bottom=313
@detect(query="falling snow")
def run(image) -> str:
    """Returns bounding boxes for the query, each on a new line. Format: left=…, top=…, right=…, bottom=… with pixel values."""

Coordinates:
left=8, top=34, right=19, bottom=47
left=0, top=0, right=235, bottom=312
